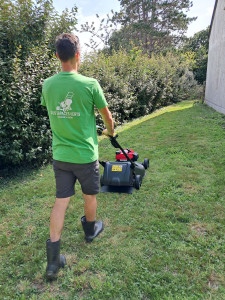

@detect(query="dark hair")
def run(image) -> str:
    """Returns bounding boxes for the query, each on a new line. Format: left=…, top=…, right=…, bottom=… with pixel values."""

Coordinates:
left=55, top=33, right=80, bottom=62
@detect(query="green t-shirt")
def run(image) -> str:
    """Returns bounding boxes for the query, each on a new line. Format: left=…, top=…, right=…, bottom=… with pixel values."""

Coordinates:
left=41, top=72, right=108, bottom=163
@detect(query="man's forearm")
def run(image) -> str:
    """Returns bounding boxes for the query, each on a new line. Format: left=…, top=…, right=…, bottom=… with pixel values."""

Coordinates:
left=102, top=112, right=114, bottom=136
left=99, top=106, right=114, bottom=136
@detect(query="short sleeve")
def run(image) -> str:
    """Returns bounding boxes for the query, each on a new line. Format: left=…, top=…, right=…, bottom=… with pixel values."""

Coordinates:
left=41, top=81, right=46, bottom=106
left=93, top=80, right=108, bottom=109
left=41, top=93, right=46, bottom=106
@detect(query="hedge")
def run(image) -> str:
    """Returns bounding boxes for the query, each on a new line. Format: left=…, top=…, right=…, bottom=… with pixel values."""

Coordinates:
left=0, top=48, right=198, bottom=170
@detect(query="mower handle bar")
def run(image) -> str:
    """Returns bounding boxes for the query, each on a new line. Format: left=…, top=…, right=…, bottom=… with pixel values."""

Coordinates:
left=96, top=126, right=135, bottom=167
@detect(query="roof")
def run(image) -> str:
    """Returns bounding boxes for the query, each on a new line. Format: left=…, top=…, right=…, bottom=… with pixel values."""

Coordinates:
left=209, top=0, right=219, bottom=38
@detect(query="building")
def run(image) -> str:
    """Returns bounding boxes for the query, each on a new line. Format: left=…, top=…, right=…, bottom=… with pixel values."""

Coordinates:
left=205, top=0, right=225, bottom=114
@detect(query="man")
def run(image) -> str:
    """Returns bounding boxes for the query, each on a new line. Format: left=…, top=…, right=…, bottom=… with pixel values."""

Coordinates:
left=41, top=33, right=114, bottom=280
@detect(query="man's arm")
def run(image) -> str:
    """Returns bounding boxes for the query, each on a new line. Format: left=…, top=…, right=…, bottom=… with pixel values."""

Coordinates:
left=98, top=106, right=114, bottom=136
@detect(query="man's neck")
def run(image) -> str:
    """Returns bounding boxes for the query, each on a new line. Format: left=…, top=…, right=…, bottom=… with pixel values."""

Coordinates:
left=61, top=61, right=78, bottom=73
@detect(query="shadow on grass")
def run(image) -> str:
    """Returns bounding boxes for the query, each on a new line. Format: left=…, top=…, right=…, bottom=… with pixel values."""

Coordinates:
left=0, top=161, right=52, bottom=188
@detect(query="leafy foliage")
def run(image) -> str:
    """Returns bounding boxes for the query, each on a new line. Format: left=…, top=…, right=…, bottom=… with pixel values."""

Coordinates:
left=0, top=0, right=77, bottom=170
left=0, top=0, right=52, bottom=59
left=0, top=46, right=60, bottom=169
left=0, top=0, right=201, bottom=171
left=0, top=0, right=78, bottom=59
left=182, top=27, right=209, bottom=84
left=80, top=49, right=197, bottom=125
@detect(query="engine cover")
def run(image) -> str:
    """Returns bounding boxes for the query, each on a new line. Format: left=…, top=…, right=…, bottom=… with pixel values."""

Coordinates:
left=116, top=149, right=139, bottom=162
left=101, top=162, right=133, bottom=187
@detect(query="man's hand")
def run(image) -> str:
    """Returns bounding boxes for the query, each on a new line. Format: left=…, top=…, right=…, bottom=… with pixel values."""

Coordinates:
left=102, top=129, right=113, bottom=137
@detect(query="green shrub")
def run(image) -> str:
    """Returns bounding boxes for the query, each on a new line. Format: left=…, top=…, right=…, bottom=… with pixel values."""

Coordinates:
left=0, top=46, right=60, bottom=170
left=0, top=47, right=197, bottom=170
left=0, top=0, right=197, bottom=171
left=80, top=51, right=134, bottom=125
left=0, top=0, right=77, bottom=171
left=80, top=50, right=197, bottom=124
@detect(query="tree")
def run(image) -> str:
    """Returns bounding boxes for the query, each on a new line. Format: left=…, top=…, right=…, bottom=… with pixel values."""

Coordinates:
left=182, top=27, right=209, bottom=84
left=80, top=0, right=196, bottom=56
left=111, top=0, right=196, bottom=56
left=79, top=11, right=119, bottom=51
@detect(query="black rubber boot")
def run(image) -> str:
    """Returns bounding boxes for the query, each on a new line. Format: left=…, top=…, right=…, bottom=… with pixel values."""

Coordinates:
left=46, top=239, right=66, bottom=280
left=81, top=216, right=104, bottom=243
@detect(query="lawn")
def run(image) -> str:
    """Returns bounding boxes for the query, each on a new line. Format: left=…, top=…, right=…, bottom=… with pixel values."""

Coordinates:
left=0, top=100, right=224, bottom=299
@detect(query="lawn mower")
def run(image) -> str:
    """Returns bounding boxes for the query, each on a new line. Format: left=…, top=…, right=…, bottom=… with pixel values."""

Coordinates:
left=97, top=126, right=149, bottom=194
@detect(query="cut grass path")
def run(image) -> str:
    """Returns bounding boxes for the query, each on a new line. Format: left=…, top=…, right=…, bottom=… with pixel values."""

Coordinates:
left=0, top=101, right=225, bottom=299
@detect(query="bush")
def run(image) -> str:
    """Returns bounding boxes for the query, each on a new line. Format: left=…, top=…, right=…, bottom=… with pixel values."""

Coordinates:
left=80, top=49, right=197, bottom=125
left=0, top=46, right=60, bottom=170
left=0, top=0, right=197, bottom=171
left=0, top=46, right=197, bottom=171
left=0, top=0, right=77, bottom=171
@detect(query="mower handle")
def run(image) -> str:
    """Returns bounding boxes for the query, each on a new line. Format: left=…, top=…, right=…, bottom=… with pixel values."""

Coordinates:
left=109, top=134, right=120, bottom=148
left=96, top=125, right=134, bottom=167
left=109, top=134, right=135, bottom=167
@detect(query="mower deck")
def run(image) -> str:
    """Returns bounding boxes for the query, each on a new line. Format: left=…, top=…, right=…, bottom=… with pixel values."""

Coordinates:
left=101, top=185, right=133, bottom=194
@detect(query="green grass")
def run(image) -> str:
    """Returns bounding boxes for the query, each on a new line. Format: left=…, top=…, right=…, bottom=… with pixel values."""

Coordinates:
left=0, top=100, right=225, bottom=299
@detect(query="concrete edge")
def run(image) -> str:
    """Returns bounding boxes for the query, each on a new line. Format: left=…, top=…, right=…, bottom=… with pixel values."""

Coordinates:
left=205, top=99, right=225, bottom=114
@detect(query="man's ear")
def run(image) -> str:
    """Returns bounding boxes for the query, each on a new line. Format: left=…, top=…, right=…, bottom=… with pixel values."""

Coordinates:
left=76, top=51, right=80, bottom=60
left=56, top=52, right=60, bottom=60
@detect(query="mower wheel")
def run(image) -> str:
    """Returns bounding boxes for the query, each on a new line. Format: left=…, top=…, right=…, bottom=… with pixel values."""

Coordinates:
left=143, top=158, right=149, bottom=169
left=134, top=175, right=141, bottom=190
left=100, top=175, right=104, bottom=186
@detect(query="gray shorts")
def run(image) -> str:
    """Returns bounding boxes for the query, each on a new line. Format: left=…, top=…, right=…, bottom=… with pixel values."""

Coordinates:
left=53, top=160, right=100, bottom=198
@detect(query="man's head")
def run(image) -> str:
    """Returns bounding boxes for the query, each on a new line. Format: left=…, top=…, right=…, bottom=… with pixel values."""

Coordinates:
left=55, top=33, right=80, bottom=62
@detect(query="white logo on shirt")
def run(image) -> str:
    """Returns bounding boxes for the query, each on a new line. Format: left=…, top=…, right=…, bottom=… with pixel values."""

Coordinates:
left=56, top=92, right=73, bottom=112
left=51, top=92, right=80, bottom=119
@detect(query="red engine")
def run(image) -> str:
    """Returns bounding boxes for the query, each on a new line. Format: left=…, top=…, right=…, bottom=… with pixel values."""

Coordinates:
left=115, top=149, right=139, bottom=162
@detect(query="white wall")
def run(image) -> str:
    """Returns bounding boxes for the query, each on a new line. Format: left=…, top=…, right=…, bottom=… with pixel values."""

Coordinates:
left=205, top=0, right=225, bottom=114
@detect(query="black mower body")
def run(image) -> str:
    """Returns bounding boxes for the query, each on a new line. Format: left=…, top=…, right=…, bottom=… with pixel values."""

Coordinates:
left=100, top=161, right=146, bottom=188
left=133, top=162, right=146, bottom=177
left=97, top=126, right=149, bottom=193
left=100, top=161, right=134, bottom=187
